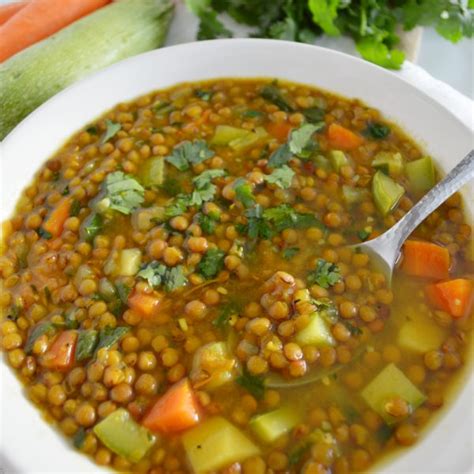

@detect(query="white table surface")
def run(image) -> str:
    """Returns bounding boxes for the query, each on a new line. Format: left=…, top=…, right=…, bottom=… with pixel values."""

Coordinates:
left=1, top=0, right=472, bottom=99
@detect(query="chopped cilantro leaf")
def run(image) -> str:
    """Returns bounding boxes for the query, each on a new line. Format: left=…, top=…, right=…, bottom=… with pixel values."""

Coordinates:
left=358, top=229, right=371, bottom=241
left=197, top=248, right=225, bottom=278
left=95, top=326, right=130, bottom=354
left=264, top=165, right=295, bottom=189
left=193, top=169, right=226, bottom=189
left=153, top=101, right=175, bottom=116
left=268, top=143, right=292, bottom=168
left=160, top=178, right=183, bottom=197
left=342, top=320, right=363, bottom=336
left=70, top=199, right=81, bottom=217
left=103, top=171, right=145, bottom=215
left=260, top=84, right=294, bottom=112
left=242, top=109, right=264, bottom=119
left=195, top=89, right=214, bottom=101
left=263, top=204, right=325, bottom=232
left=165, top=140, right=215, bottom=171
left=243, top=204, right=274, bottom=240
left=236, top=368, right=265, bottom=399
left=137, top=262, right=188, bottom=292
left=307, top=259, right=342, bottom=288
left=364, top=122, right=391, bottom=139
left=37, top=228, right=52, bottom=240
left=82, top=213, right=103, bottom=242
left=198, top=212, right=219, bottom=234
left=75, top=330, right=99, bottom=362
left=73, top=427, right=86, bottom=449
left=25, top=322, right=57, bottom=354
left=282, top=247, right=299, bottom=260
left=100, top=120, right=121, bottom=144
left=213, top=302, right=239, bottom=329
left=165, top=195, right=191, bottom=218
left=302, top=106, right=325, bottom=123
left=288, top=123, right=323, bottom=158
left=233, top=178, right=255, bottom=208
left=86, top=125, right=98, bottom=135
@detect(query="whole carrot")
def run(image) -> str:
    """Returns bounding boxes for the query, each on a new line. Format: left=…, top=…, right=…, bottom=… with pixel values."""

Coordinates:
left=0, top=0, right=110, bottom=63
left=0, top=1, right=28, bottom=26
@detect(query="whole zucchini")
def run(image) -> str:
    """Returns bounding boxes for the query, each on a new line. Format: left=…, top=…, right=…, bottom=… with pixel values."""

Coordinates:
left=0, top=0, right=174, bottom=140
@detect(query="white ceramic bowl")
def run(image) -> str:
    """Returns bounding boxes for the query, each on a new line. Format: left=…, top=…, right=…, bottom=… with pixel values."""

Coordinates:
left=1, top=39, right=473, bottom=473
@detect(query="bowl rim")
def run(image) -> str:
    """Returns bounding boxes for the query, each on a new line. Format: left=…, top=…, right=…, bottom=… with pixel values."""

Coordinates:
left=1, top=38, right=473, bottom=474
left=3, top=38, right=473, bottom=147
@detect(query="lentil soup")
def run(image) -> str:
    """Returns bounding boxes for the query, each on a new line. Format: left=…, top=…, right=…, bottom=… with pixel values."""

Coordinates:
left=1, top=79, right=473, bottom=474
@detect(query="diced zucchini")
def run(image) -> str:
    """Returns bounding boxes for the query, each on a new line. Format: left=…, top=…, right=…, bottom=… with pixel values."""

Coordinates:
left=250, top=406, right=300, bottom=443
left=312, top=154, right=332, bottom=172
left=342, top=185, right=370, bottom=204
left=190, top=342, right=237, bottom=390
left=398, top=314, right=444, bottom=353
left=117, top=248, right=142, bottom=276
left=405, top=156, right=435, bottom=193
left=131, top=206, right=165, bottom=231
left=210, top=125, right=250, bottom=146
left=361, top=363, right=426, bottom=424
left=141, top=157, right=165, bottom=187
left=93, top=408, right=155, bottom=462
left=295, top=312, right=335, bottom=347
left=372, top=170, right=405, bottom=216
left=232, top=128, right=267, bottom=150
left=210, top=125, right=267, bottom=151
left=182, top=417, right=260, bottom=473
left=330, top=150, right=349, bottom=171
left=372, top=152, right=404, bottom=177
left=0, top=0, right=174, bottom=140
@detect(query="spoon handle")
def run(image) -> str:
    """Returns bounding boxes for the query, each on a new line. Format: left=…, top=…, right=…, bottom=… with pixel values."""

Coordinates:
left=391, top=149, right=474, bottom=251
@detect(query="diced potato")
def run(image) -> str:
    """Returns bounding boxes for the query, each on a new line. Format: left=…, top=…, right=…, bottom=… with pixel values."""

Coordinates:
left=190, top=342, right=237, bottom=390
left=295, top=312, right=334, bottom=347
left=141, top=157, right=165, bottom=187
left=117, top=248, right=142, bottom=276
left=398, top=314, right=444, bottom=353
left=182, top=417, right=260, bottom=473
left=361, top=363, right=426, bottom=424
left=250, top=406, right=300, bottom=443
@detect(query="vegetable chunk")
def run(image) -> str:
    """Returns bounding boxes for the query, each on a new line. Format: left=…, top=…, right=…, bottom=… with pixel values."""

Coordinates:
left=182, top=417, right=260, bottom=473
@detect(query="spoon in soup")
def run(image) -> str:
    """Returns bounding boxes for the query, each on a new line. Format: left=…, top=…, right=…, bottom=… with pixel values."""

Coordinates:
left=354, top=149, right=474, bottom=286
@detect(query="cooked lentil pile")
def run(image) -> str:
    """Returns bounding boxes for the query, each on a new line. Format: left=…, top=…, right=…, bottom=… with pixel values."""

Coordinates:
left=1, top=79, right=473, bottom=474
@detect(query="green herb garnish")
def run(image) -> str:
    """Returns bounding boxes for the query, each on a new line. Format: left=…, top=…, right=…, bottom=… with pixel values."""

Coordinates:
left=165, top=140, right=215, bottom=171
left=75, top=330, right=99, bottom=362
left=137, top=262, right=188, bottom=292
left=260, top=84, right=294, bottom=112
left=101, top=120, right=121, bottom=144
left=233, top=178, right=255, bottom=208
left=236, top=368, right=265, bottom=399
left=197, top=248, right=225, bottom=278
left=95, top=326, right=130, bottom=354
left=264, top=165, right=295, bottom=189
left=82, top=213, right=103, bottom=242
left=282, top=247, right=300, bottom=260
left=102, top=171, right=145, bottom=215
left=307, top=259, right=342, bottom=288
left=364, top=122, right=391, bottom=139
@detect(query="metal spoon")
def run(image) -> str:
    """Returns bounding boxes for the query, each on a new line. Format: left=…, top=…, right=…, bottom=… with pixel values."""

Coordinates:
left=356, top=149, right=474, bottom=285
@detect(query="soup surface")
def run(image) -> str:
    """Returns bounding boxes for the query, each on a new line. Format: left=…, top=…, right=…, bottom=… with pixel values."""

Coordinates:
left=1, top=79, right=473, bottom=474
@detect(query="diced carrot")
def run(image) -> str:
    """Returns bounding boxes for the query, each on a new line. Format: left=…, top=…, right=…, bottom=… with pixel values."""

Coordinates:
left=425, top=279, right=473, bottom=319
left=42, top=197, right=72, bottom=238
left=142, top=378, right=201, bottom=433
left=267, top=121, right=292, bottom=142
left=42, top=330, right=77, bottom=370
left=327, top=123, right=364, bottom=150
left=401, top=240, right=450, bottom=280
left=128, top=291, right=162, bottom=318
left=0, top=1, right=28, bottom=26
left=0, top=0, right=110, bottom=63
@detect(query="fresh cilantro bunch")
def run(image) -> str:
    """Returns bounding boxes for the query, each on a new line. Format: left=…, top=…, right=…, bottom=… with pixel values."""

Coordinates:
left=185, top=0, right=473, bottom=69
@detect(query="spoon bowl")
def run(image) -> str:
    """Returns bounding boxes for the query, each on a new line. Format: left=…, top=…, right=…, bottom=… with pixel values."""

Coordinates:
left=354, top=150, right=474, bottom=285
